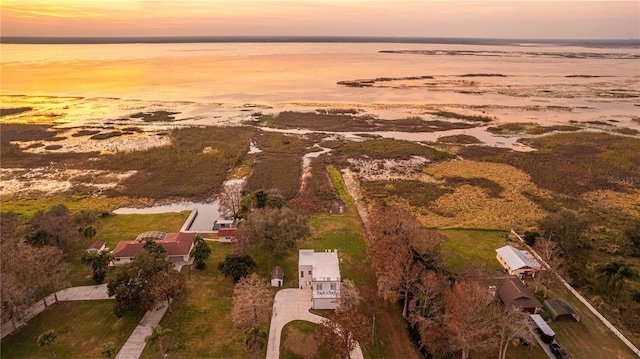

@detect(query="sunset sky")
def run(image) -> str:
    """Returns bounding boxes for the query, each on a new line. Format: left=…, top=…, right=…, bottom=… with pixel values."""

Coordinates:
left=1, top=1, right=638, bottom=39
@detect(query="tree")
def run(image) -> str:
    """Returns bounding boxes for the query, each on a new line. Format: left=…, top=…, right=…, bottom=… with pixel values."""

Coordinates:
left=238, top=190, right=286, bottom=218
left=189, top=235, right=211, bottom=269
left=443, top=280, right=498, bottom=359
left=231, top=273, right=273, bottom=330
left=145, top=325, right=172, bottom=358
left=244, top=325, right=267, bottom=352
left=81, top=251, right=114, bottom=284
left=219, top=182, right=244, bottom=219
left=26, top=204, right=85, bottom=249
left=407, top=271, right=450, bottom=357
left=335, top=279, right=361, bottom=314
left=367, top=205, right=444, bottom=318
left=315, top=311, right=372, bottom=359
left=236, top=207, right=309, bottom=255
left=37, top=329, right=58, bottom=359
left=595, top=259, right=638, bottom=305
left=495, top=306, right=536, bottom=359
left=218, top=254, right=257, bottom=282
left=83, top=225, right=97, bottom=239
left=107, top=249, right=171, bottom=317
left=100, top=342, right=117, bottom=359
left=530, top=237, right=563, bottom=295
left=537, top=209, right=588, bottom=253
left=142, top=269, right=185, bottom=314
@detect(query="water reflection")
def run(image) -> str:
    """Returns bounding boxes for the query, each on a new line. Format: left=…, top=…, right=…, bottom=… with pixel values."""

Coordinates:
left=113, top=178, right=244, bottom=232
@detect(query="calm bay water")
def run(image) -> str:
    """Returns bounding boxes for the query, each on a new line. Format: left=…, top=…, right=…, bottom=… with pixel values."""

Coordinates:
left=2, top=41, right=639, bottom=124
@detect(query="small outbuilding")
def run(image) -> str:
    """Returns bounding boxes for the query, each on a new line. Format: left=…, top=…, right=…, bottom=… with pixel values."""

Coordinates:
left=271, top=266, right=284, bottom=287
left=544, top=299, right=580, bottom=322
left=86, top=240, right=106, bottom=254
left=218, top=228, right=238, bottom=243
left=213, top=219, right=235, bottom=230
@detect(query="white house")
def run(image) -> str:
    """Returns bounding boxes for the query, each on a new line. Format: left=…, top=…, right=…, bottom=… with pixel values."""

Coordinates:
left=299, top=249, right=341, bottom=310
left=218, top=228, right=238, bottom=243
left=112, top=232, right=195, bottom=266
left=496, top=245, right=542, bottom=279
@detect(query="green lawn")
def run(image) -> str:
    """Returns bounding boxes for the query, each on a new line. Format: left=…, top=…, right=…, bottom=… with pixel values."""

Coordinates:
left=438, top=228, right=509, bottom=273
left=1, top=300, right=144, bottom=358
left=140, top=241, right=252, bottom=359
left=65, top=212, right=190, bottom=287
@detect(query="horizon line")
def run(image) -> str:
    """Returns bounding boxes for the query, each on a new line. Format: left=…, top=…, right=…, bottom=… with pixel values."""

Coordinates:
left=2, top=36, right=639, bottom=46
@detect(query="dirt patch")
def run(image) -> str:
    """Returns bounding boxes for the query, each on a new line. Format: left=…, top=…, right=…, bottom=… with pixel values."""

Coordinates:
left=1, top=107, right=33, bottom=117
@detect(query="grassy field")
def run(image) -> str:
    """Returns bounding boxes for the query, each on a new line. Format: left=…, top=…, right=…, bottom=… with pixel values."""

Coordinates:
left=438, top=228, right=508, bottom=273
left=280, top=320, right=331, bottom=359
left=140, top=241, right=250, bottom=359
left=1, top=301, right=144, bottom=358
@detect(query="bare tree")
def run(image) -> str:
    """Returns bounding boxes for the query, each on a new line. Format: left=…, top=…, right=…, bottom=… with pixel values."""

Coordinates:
left=367, top=205, right=443, bottom=318
left=496, top=306, right=536, bottom=359
left=531, top=237, right=564, bottom=295
left=315, top=311, right=372, bottom=359
left=219, top=182, right=244, bottom=220
left=231, top=273, right=273, bottom=330
left=335, top=279, right=361, bottom=314
left=444, top=280, right=498, bottom=359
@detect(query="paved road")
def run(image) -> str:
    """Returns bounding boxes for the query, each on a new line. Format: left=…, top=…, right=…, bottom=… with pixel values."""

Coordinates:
left=115, top=303, right=169, bottom=359
left=1, top=284, right=111, bottom=339
left=266, top=288, right=364, bottom=359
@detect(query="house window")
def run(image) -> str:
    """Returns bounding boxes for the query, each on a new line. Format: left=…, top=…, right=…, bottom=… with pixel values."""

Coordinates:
left=308, top=270, right=312, bottom=275
left=301, top=271, right=304, bottom=278
left=316, top=283, right=323, bottom=291
left=330, top=283, right=337, bottom=291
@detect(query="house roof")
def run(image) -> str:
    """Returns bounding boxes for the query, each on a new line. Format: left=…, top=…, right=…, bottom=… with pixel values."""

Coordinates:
left=112, top=232, right=195, bottom=258
left=271, top=266, right=284, bottom=280
left=218, top=228, right=238, bottom=237
left=299, top=249, right=340, bottom=281
left=497, top=276, right=543, bottom=310
left=87, top=240, right=106, bottom=250
left=496, top=245, right=541, bottom=271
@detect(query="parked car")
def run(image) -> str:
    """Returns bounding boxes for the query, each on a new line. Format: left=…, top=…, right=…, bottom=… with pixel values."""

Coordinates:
left=549, top=342, right=570, bottom=359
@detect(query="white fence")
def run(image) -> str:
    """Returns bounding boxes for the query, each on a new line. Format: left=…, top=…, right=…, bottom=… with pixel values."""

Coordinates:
left=511, top=229, right=640, bottom=357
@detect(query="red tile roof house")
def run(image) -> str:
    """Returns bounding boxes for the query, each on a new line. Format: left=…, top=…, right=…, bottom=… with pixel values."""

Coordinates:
left=86, top=240, right=106, bottom=254
left=111, top=232, right=196, bottom=266
left=218, top=228, right=238, bottom=243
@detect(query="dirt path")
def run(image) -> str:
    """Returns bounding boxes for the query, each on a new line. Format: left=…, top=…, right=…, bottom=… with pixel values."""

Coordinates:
left=340, top=169, right=370, bottom=233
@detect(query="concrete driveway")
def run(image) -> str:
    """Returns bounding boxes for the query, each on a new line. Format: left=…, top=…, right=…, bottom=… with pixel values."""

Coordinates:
left=266, top=288, right=364, bottom=359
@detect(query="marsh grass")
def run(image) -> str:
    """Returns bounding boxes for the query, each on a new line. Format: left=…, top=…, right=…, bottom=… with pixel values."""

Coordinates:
left=362, top=180, right=453, bottom=207
left=487, top=122, right=581, bottom=135
left=0, top=301, right=144, bottom=358
left=460, top=132, right=640, bottom=196
left=437, top=134, right=483, bottom=144
left=101, top=126, right=254, bottom=200
left=334, top=138, right=455, bottom=162
left=255, top=111, right=478, bottom=132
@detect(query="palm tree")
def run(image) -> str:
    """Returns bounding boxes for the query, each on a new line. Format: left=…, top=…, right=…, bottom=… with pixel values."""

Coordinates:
left=100, top=342, right=117, bottom=358
left=83, top=225, right=97, bottom=239
left=145, top=325, right=173, bottom=358
left=189, top=235, right=211, bottom=269
left=37, top=330, right=57, bottom=359
left=596, top=259, right=638, bottom=305
left=244, top=325, right=267, bottom=352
